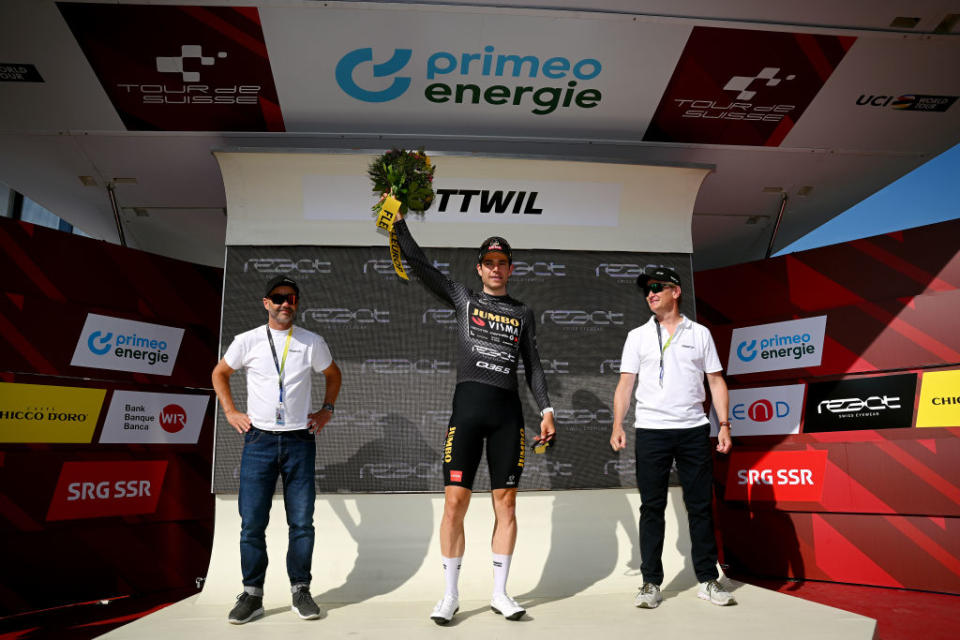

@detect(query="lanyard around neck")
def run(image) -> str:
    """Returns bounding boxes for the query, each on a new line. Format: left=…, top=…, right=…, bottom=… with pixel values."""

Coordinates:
left=654, top=318, right=680, bottom=387
left=266, top=325, right=293, bottom=402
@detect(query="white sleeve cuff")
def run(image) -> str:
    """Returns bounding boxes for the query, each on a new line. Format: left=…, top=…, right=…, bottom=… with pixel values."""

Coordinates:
left=539, top=407, right=554, bottom=418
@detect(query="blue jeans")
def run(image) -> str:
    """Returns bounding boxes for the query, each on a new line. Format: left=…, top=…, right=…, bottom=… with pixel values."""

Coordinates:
left=635, top=425, right=719, bottom=585
left=238, top=427, right=316, bottom=590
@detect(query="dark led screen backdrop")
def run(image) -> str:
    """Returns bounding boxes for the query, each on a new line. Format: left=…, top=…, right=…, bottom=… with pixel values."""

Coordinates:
left=214, top=245, right=695, bottom=493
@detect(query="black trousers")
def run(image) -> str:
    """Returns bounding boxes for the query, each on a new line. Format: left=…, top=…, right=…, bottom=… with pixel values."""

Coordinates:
left=635, top=424, right=719, bottom=584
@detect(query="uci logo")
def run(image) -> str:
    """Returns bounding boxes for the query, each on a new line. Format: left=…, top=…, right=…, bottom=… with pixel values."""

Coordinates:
left=88, top=331, right=113, bottom=355
left=335, top=47, right=412, bottom=102
left=737, top=339, right=757, bottom=362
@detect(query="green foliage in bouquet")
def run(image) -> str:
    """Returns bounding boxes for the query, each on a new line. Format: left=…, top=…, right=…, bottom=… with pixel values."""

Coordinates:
left=368, top=148, right=436, bottom=213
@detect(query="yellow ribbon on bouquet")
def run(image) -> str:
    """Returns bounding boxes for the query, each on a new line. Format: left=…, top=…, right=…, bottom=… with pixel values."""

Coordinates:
left=375, top=195, right=408, bottom=281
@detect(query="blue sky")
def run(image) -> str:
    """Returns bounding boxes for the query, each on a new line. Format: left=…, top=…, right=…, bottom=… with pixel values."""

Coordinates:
left=775, top=142, right=960, bottom=255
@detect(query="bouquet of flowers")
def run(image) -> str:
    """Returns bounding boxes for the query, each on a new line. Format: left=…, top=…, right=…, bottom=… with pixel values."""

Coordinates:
left=368, top=148, right=435, bottom=214
left=369, top=148, right=436, bottom=280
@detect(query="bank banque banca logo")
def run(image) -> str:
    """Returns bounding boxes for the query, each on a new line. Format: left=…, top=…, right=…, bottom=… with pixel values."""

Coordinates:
left=336, top=47, right=412, bottom=102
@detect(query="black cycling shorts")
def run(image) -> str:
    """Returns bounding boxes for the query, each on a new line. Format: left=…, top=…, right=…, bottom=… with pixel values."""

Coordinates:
left=442, top=382, right=525, bottom=490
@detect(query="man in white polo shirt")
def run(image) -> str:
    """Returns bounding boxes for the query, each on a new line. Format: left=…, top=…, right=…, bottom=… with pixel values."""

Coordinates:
left=212, top=275, right=342, bottom=624
left=609, top=266, right=735, bottom=609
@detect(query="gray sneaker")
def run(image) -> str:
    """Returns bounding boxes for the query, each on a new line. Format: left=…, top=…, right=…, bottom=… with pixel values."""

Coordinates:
left=228, top=592, right=263, bottom=624
left=292, top=586, right=322, bottom=619
left=698, top=579, right=737, bottom=606
left=634, top=582, right=662, bottom=608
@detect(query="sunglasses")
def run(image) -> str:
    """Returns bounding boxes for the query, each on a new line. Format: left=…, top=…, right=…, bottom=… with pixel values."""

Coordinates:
left=644, top=282, right=676, bottom=295
left=267, top=293, right=298, bottom=305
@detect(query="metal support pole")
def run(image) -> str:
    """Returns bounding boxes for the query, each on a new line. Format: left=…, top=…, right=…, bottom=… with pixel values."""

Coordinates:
left=765, top=192, right=788, bottom=259
left=106, top=182, right=127, bottom=247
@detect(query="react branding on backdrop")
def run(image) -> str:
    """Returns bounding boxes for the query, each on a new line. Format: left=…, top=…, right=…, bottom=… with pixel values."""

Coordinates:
left=727, top=315, right=827, bottom=375
left=99, top=391, right=211, bottom=444
left=710, top=384, right=804, bottom=437
left=804, top=374, right=917, bottom=433
left=243, top=257, right=332, bottom=274
left=71, top=314, right=185, bottom=376
left=335, top=45, right=604, bottom=115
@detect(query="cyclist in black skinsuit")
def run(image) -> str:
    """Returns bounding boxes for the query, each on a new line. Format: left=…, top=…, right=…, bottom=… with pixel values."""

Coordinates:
left=392, top=212, right=555, bottom=625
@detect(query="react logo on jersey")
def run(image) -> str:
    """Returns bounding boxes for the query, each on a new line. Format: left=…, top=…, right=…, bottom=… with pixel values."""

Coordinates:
left=335, top=47, right=413, bottom=102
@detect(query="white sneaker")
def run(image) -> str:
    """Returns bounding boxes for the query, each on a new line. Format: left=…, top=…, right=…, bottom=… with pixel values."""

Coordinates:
left=490, top=592, right=525, bottom=620
left=634, top=582, right=662, bottom=608
left=698, top=579, right=737, bottom=606
left=430, top=594, right=459, bottom=625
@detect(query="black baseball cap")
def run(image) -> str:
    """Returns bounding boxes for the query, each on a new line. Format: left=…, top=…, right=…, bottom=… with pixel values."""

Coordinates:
left=636, top=266, right=682, bottom=290
left=478, top=236, right=513, bottom=264
left=264, top=275, right=300, bottom=298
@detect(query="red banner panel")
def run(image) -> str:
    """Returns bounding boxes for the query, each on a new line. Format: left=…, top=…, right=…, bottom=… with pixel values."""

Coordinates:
left=0, top=218, right=219, bottom=616
left=644, top=27, right=854, bottom=146
left=725, top=450, right=828, bottom=502
left=46, top=460, right=168, bottom=521
left=57, top=3, right=284, bottom=132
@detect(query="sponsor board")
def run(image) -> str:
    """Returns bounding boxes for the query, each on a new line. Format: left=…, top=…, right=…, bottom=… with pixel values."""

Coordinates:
left=46, top=460, right=168, bottom=521
left=304, top=175, right=621, bottom=226
left=0, top=382, right=106, bottom=443
left=914, top=370, right=960, bottom=428
left=724, top=450, right=828, bottom=502
left=99, top=391, right=211, bottom=444
left=70, top=313, right=185, bottom=376
left=1, top=63, right=44, bottom=82
left=645, top=27, right=855, bottom=146
left=58, top=3, right=283, bottom=131
left=855, top=93, right=956, bottom=112
left=710, top=384, right=804, bottom=437
left=804, top=374, right=917, bottom=433
left=727, top=315, right=827, bottom=375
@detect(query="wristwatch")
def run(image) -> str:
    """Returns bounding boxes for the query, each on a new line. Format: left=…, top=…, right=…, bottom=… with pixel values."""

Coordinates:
left=321, top=403, right=335, bottom=413
left=718, top=420, right=731, bottom=430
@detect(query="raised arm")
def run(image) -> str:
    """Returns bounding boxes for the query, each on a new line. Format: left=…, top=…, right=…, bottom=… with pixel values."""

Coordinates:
left=392, top=216, right=460, bottom=305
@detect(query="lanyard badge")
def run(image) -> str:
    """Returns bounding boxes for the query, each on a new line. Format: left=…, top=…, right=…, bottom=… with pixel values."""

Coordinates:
left=267, top=326, right=293, bottom=426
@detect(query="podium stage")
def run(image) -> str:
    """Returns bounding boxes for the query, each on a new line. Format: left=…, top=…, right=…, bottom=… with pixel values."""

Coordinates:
left=103, top=488, right=875, bottom=638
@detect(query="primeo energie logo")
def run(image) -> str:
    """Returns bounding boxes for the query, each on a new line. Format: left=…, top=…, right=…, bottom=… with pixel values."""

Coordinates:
left=335, top=45, right=603, bottom=115
left=727, top=316, right=827, bottom=375
left=71, top=314, right=185, bottom=376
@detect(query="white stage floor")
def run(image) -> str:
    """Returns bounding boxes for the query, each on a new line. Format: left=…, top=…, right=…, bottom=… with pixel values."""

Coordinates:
left=103, top=488, right=875, bottom=639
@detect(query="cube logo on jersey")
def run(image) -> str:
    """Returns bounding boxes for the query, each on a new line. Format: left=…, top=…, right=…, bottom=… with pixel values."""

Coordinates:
left=727, top=315, right=827, bottom=375
left=71, top=313, right=185, bottom=376
left=804, top=374, right=917, bottom=433
left=725, top=450, right=828, bottom=502
left=46, top=461, right=168, bottom=521
left=645, top=27, right=855, bottom=146
left=57, top=3, right=284, bottom=131
left=99, top=391, right=210, bottom=444
left=711, top=384, right=804, bottom=437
